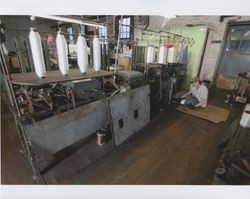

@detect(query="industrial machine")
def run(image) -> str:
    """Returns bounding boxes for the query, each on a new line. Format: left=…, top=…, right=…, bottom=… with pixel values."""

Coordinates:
left=115, top=70, right=145, bottom=89
left=1, top=15, right=192, bottom=183
left=132, top=62, right=186, bottom=115
left=1, top=16, right=151, bottom=184
left=215, top=125, right=250, bottom=184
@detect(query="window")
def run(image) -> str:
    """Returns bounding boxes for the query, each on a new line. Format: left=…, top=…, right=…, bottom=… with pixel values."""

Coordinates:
left=119, top=17, right=131, bottom=39
left=240, top=30, right=250, bottom=53
left=99, top=26, right=107, bottom=43
left=66, top=27, right=74, bottom=44
left=229, top=39, right=240, bottom=50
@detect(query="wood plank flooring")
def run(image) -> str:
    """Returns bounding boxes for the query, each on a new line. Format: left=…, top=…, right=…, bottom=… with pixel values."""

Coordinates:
left=1, top=102, right=33, bottom=184
left=71, top=110, right=223, bottom=184
left=1, top=89, right=244, bottom=184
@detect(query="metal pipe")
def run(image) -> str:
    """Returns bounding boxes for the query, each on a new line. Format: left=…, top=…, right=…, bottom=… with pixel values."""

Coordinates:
left=114, top=15, right=123, bottom=72
left=1, top=41, right=45, bottom=183
left=0, top=43, right=21, bottom=116
left=3, top=26, right=108, bottom=41
left=106, top=15, right=110, bottom=71
left=232, top=163, right=250, bottom=178
left=157, top=33, right=163, bottom=100
left=34, top=15, right=106, bottom=28
left=18, top=122, right=46, bottom=183
left=4, top=16, right=190, bottom=41
left=118, top=22, right=191, bottom=40
left=4, top=24, right=190, bottom=42
left=107, top=99, right=116, bottom=148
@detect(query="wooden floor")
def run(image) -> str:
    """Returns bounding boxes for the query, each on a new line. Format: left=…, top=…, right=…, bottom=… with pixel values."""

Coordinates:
left=70, top=110, right=223, bottom=184
left=1, top=102, right=33, bottom=184
left=1, top=89, right=244, bottom=184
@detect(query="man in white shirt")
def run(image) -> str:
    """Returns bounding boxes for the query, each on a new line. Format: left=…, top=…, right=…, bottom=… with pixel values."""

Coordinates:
left=176, top=76, right=209, bottom=108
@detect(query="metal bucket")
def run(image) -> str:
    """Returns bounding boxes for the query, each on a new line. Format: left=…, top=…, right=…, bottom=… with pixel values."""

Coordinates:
left=97, top=131, right=106, bottom=145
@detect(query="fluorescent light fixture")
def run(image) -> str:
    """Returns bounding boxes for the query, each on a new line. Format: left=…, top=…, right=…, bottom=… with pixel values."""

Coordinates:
left=34, top=15, right=106, bottom=28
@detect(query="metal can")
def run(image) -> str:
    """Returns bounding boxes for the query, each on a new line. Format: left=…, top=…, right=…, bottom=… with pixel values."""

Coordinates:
left=97, top=131, right=106, bottom=145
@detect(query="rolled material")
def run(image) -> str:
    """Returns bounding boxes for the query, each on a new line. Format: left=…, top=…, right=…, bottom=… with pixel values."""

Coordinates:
left=56, top=31, right=69, bottom=76
left=146, top=46, right=155, bottom=64
left=158, top=46, right=167, bottom=64
left=240, top=104, right=250, bottom=128
left=93, top=36, right=101, bottom=72
left=167, top=47, right=176, bottom=63
left=29, top=28, right=46, bottom=78
left=76, top=34, right=88, bottom=74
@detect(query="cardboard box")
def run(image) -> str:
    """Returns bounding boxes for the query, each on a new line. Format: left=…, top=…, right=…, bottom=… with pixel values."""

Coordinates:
left=118, top=56, right=131, bottom=71
left=109, top=64, right=125, bottom=71
left=123, top=49, right=132, bottom=56
left=216, top=74, right=250, bottom=92
left=216, top=74, right=237, bottom=90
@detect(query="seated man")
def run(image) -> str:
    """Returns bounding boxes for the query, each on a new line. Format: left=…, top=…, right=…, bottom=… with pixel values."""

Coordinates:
left=175, top=76, right=208, bottom=108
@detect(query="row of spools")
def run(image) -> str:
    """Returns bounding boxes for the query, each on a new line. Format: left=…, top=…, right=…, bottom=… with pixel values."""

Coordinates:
left=146, top=45, right=178, bottom=64
left=29, top=28, right=101, bottom=79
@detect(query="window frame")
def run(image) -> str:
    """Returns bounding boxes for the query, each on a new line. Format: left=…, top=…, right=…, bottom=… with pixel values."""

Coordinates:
left=119, top=17, right=131, bottom=39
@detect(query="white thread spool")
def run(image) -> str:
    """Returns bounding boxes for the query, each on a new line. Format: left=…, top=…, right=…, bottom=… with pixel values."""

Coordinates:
left=240, top=104, right=250, bottom=128
left=158, top=46, right=167, bottom=64
left=93, top=36, right=101, bottom=72
left=56, top=31, right=69, bottom=76
left=167, top=46, right=176, bottom=63
left=76, top=34, right=88, bottom=74
left=29, top=28, right=46, bottom=78
left=146, top=46, right=155, bottom=63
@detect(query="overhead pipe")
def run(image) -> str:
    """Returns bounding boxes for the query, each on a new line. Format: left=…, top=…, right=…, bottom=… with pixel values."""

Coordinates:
left=34, top=15, right=106, bottom=28
left=117, top=21, right=191, bottom=40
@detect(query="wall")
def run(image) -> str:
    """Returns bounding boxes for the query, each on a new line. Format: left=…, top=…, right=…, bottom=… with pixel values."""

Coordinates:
left=166, top=26, right=208, bottom=86
left=134, top=15, right=164, bottom=42
left=134, top=16, right=208, bottom=88
left=1, top=16, right=55, bottom=52
left=134, top=15, right=250, bottom=84
left=164, top=16, right=250, bottom=82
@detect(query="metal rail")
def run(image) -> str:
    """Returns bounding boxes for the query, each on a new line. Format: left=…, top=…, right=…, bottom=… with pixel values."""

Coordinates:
left=1, top=43, right=47, bottom=184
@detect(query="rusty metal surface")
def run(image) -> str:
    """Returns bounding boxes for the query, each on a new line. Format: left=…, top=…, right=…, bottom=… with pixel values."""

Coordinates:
left=23, top=98, right=109, bottom=153
left=109, top=85, right=150, bottom=146
left=10, top=68, right=113, bottom=86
